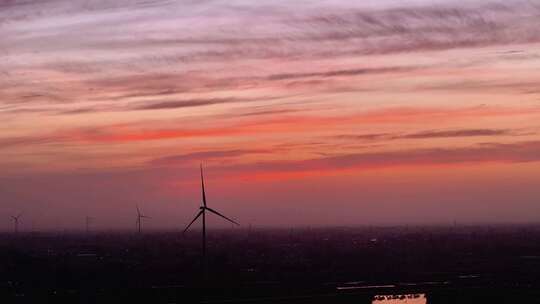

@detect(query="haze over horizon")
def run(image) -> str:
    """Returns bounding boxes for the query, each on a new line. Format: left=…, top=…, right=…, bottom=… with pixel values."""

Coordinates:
left=1, top=0, right=540, bottom=231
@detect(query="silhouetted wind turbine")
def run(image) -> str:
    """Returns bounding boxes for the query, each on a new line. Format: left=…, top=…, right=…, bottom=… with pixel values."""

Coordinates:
left=11, top=213, right=22, bottom=233
left=183, top=164, right=239, bottom=273
left=85, top=216, right=94, bottom=234
left=136, top=205, right=151, bottom=234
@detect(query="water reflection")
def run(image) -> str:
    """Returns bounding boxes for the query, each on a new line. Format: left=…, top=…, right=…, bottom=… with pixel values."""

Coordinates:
left=372, top=293, right=426, bottom=304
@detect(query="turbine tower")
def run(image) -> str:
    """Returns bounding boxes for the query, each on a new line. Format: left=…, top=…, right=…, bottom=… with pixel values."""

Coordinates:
left=11, top=213, right=22, bottom=233
left=183, top=164, right=239, bottom=273
left=136, top=205, right=150, bottom=234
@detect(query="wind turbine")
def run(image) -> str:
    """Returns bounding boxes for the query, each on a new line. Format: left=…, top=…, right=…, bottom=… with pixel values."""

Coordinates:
left=85, top=216, right=94, bottom=234
left=136, top=205, right=151, bottom=234
left=11, top=213, right=22, bottom=233
left=183, top=164, right=239, bottom=271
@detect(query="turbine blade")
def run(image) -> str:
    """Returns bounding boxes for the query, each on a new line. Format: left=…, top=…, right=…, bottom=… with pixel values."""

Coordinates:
left=141, top=215, right=151, bottom=219
left=136, top=205, right=141, bottom=216
left=200, top=164, right=207, bottom=207
left=206, top=207, right=239, bottom=226
left=183, top=210, right=203, bottom=234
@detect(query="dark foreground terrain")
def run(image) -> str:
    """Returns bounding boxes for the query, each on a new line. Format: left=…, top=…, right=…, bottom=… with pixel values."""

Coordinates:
left=2, top=225, right=540, bottom=303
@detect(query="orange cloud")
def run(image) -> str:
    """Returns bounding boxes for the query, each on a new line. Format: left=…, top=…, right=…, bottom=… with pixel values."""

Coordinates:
left=215, top=140, right=540, bottom=181
left=2, top=105, right=537, bottom=149
left=72, top=106, right=540, bottom=143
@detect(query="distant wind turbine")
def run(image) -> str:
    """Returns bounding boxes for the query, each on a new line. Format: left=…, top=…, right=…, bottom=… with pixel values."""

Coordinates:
left=136, top=205, right=151, bottom=234
left=183, top=164, right=239, bottom=271
left=85, top=216, right=94, bottom=234
left=11, top=213, right=22, bottom=233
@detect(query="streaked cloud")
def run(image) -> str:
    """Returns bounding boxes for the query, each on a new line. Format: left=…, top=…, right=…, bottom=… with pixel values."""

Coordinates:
left=221, top=140, right=540, bottom=178
left=1, top=106, right=536, bottom=149
left=334, top=129, right=514, bottom=141
left=400, top=129, right=513, bottom=139
left=150, top=149, right=271, bottom=166
left=266, top=66, right=420, bottom=81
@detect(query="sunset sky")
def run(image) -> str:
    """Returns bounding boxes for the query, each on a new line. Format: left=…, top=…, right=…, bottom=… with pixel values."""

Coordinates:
left=1, top=0, right=540, bottom=231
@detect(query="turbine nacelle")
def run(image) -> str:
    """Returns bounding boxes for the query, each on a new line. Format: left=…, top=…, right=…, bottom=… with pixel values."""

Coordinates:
left=136, top=205, right=150, bottom=233
left=183, top=165, right=240, bottom=235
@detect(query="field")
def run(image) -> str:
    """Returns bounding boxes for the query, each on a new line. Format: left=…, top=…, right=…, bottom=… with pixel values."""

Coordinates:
left=2, top=225, right=540, bottom=303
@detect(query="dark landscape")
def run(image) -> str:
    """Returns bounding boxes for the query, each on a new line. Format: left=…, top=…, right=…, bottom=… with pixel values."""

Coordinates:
left=2, top=225, right=540, bottom=303
left=2, top=0, right=540, bottom=303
